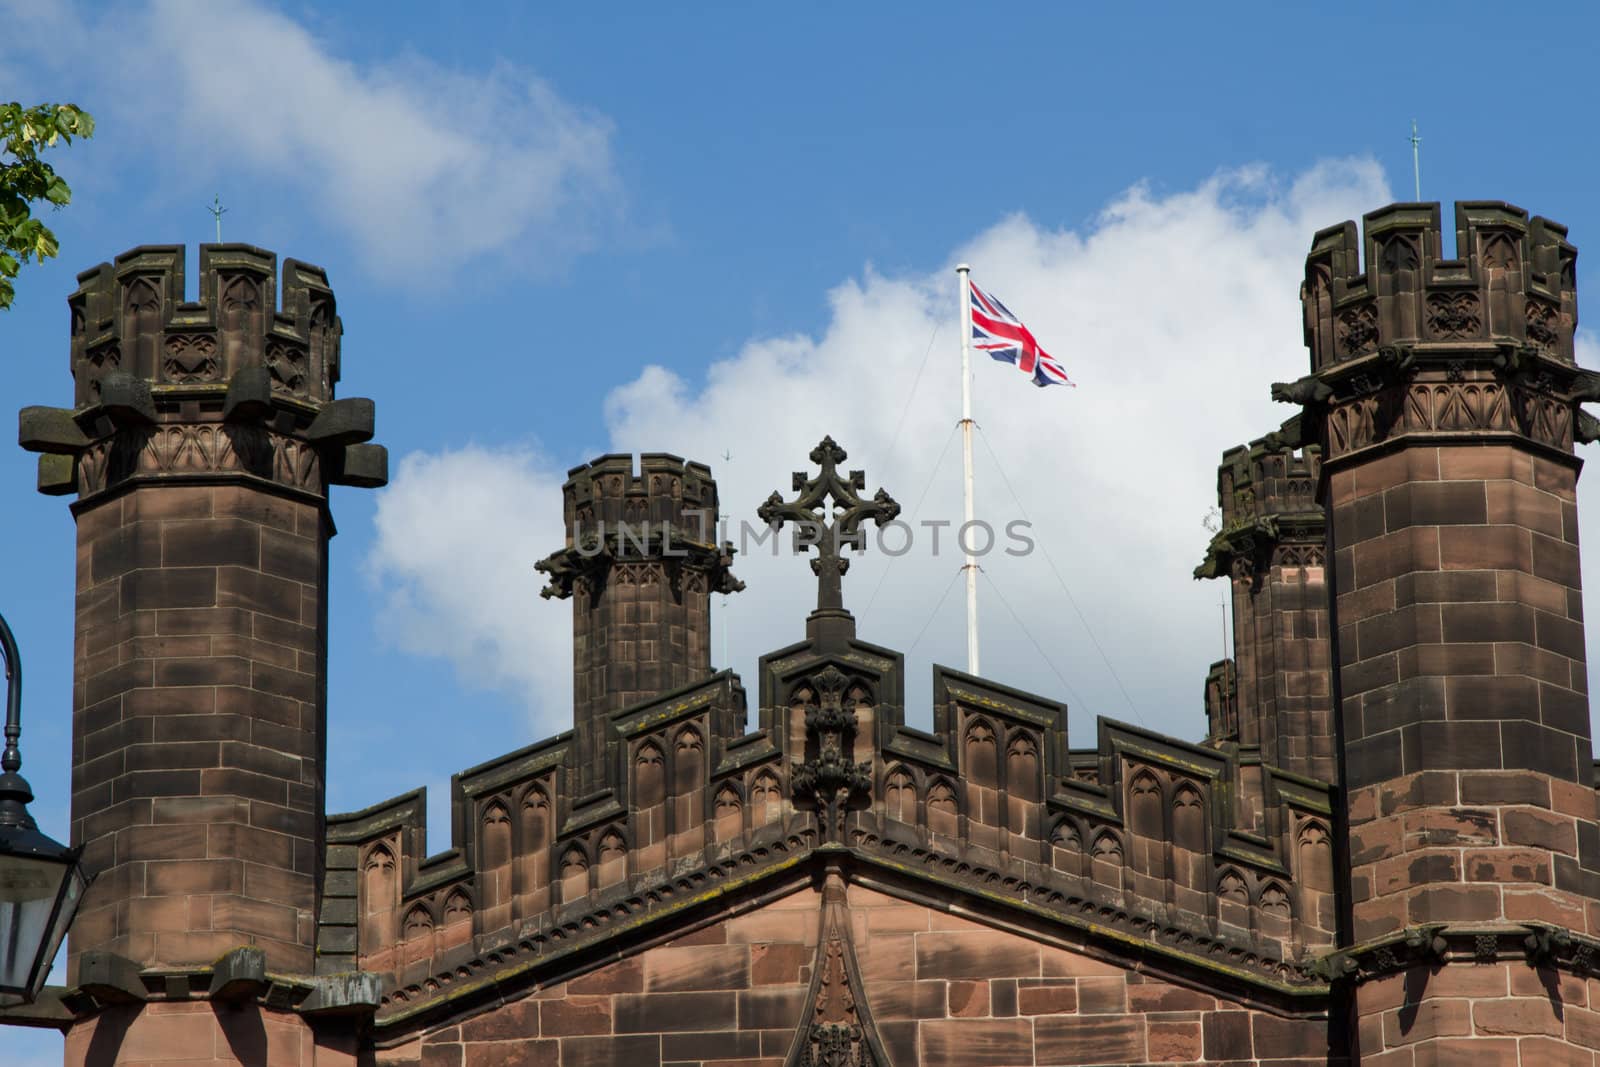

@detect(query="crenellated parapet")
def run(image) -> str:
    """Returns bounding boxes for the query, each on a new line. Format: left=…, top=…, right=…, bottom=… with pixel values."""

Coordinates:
left=1302, top=201, right=1576, bottom=370
left=19, top=243, right=386, bottom=502
left=68, top=244, right=344, bottom=406
left=1283, top=201, right=1593, bottom=464
left=1195, top=432, right=1324, bottom=584
left=321, top=636, right=1337, bottom=1038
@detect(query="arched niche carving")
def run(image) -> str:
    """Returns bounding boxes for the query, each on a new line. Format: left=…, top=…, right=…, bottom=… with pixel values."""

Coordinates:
left=674, top=726, right=705, bottom=825
left=402, top=903, right=434, bottom=941
left=597, top=828, right=628, bottom=887
left=519, top=786, right=551, bottom=849
left=1259, top=880, right=1291, bottom=919
left=1217, top=868, right=1248, bottom=905
left=1127, top=769, right=1163, bottom=839
left=218, top=274, right=262, bottom=372
left=442, top=889, right=472, bottom=926
left=561, top=844, right=590, bottom=875
left=1297, top=821, right=1334, bottom=893
left=750, top=770, right=782, bottom=826
left=123, top=276, right=161, bottom=378
left=1006, top=733, right=1040, bottom=801
left=964, top=718, right=998, bottom=786
left=1171, top=783, right=1205, bottom=852
left=1091, top=830, right=1123, bottom=866
left=634, top=741, right=666, bottom=808
left=927, top=778, right=959, bottom=837
left=1049, top=820, right=1083, bottom=876
left=560, top=844, right=591, bottom=901
left=481, top=801, right=511, bottom=868
left=713, top=782, right=743, bottom=842
left=360, top=845, right=399, bottom=950
left=714, top=782, right=743, bottom=818
left=479, top=800, right=512, bottom=910
left=884, top=767, right=917, bottom=824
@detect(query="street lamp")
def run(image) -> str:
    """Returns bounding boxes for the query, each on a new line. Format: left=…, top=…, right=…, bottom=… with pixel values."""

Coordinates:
left=0, top=611, right=90, bottom=1007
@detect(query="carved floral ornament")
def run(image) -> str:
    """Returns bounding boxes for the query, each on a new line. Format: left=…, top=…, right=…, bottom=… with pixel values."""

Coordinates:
left=791, top=665, right=873, bottom=843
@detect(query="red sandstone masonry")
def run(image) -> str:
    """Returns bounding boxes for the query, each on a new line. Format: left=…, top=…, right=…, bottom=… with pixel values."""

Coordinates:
left=71, top=484, right=329, bottom=975
left=378, top=886, right=1332, bottom=1067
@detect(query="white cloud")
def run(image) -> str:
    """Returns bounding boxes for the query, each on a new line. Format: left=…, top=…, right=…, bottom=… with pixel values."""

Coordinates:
left=367, top=445, right=572, bottom=715
left=1, top=0, right=618, bottom=276
left=370, top=159, right=1433, bottom=746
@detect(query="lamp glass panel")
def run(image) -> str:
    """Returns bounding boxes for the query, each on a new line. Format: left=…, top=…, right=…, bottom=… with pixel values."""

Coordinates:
left=0, top=855, right=65, bottom=993
left=37, top=863, right=85, bottom=988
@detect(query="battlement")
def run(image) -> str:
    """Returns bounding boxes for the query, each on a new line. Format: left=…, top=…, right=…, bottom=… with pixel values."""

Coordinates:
left=1215, top=435, right=1321, bottom=534
left=67, top=243, right=342, bottom=409
left=320, top=644, right=1337, bottom=1021
left=558, top=451, right=723, bottom=544
left=1301, top=201, right=1578, bottom=370
left=1196, top=431, right=1322, bottom=584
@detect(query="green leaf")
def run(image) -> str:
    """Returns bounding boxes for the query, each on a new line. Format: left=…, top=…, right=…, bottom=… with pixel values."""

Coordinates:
left=0, top=100, right=94, bottom=310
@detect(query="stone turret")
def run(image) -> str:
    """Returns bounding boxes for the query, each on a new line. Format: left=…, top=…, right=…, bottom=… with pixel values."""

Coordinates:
left=1196, top=430, right=1335, bottom=794
left=536, top=454, right=741, bottom=791
left=18, top=244, right=386, bottom=977
left=1279, top=202, right=1600, bottom=1062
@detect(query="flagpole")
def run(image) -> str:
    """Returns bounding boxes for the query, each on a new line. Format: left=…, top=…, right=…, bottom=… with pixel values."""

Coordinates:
left=956, top=264, right=980, bottom=675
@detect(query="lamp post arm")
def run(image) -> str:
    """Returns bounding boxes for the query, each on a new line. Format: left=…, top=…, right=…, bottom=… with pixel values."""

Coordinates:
left=0, top=611, right=18, bottom=775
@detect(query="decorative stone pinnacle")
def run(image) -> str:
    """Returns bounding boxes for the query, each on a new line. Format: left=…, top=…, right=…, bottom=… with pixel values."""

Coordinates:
left=757, top=436, right=900, bottom=619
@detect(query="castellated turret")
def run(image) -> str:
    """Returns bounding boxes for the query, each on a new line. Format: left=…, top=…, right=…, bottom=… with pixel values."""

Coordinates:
left=536, top=454, right=742, bottom=791
left=1277, top=201, right=1600, bottom=1063
left=1301, top=200, right=1577, bottom=370
left=18, top=244, right=386, bottom=978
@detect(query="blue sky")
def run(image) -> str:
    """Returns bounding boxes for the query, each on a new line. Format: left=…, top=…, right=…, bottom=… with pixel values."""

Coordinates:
left=5, top=4, right=1600, bottom=1058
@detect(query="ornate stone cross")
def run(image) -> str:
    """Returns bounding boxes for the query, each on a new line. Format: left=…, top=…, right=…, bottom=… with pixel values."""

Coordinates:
left=758, top=436, right=900, bottom=619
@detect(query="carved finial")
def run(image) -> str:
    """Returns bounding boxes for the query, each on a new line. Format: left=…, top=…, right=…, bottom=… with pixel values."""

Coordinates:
left=757, top=436, right=900, bottom=623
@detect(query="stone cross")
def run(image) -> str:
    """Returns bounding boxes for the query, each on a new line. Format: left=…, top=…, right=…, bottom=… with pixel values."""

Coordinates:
left=758, top=436, right=900, bottom=615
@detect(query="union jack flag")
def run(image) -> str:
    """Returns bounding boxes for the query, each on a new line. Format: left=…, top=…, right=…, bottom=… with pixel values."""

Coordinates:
left=969, top=280, right=1073, bottom=388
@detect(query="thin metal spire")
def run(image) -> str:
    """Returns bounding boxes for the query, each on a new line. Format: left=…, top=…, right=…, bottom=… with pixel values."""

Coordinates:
left=207, top=194, right=228, bottom=242
left=1410, top=120, right=1422, bottom=201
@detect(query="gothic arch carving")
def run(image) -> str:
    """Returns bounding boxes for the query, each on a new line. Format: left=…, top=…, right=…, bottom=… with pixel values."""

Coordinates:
left=1005, top=733, right=1040, bottom=801
left=360, top=844, right=399, bottom=950
left=1127, top=769, right=1163, bottom=840
left=884, top=766, right=917, bottom=824
left=1297, top=820, right=1334, bottom=893
left=560, top=844, right=591, bottom=900
left=673, top=726, right=705, bottom=825
left=634, top=740, right=666, bottom=807
left=926, top=778, right=959, bottom=837
left=122, top=276, right=161, bottom=377
left=964, top=718, right=998, bottom=786
left=714, top=782, right=744, bottom=839
left=480, top=801, right=511, bottom=865
left=1217, top=867, right=1249, bottom=905
left=597, top=828, right=628, bottom=886
left=1171, top=783, right=1205, bottom=852
left=1091, top=829, right=1123, bottom=865
left=1259, top=880, right=1292, bottom=919
left=402, top=903, right=434, bottom=940
left=442, top=889, right=472, bottom=926
left=750, top=769, right=783, bottom=826
left=519, top=786, right=551, bottom=848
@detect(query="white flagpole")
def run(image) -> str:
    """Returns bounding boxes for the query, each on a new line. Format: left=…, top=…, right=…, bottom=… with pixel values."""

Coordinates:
left=956, top=264, right=980, bottom=675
